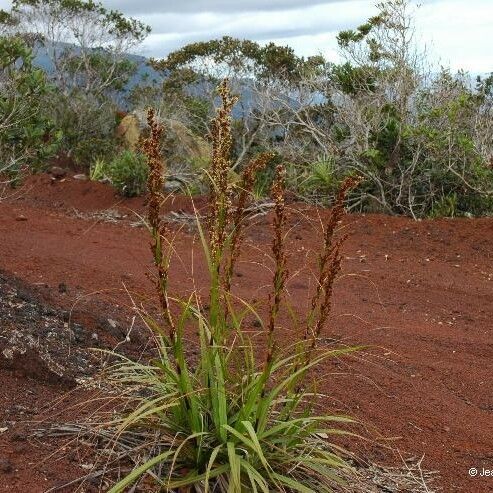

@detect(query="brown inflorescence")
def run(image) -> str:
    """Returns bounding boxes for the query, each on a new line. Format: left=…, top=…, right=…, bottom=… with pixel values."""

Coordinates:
left=303, top=175, right=362, bottom=360
left=208, top=79, right=239, bottom=265
left=141, top=108, right=176, bottom=339
left=266, top=164, right=289, bottom=365
left=224, top=152, right=273, bottom=293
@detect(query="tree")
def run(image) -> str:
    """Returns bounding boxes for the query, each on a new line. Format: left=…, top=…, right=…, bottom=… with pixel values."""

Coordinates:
left=333, top=0, right=492, bottom=216
left=11, top=0, right=149, bottom=97
left=8, top=0, right=150, bottom=164
left=258, top=0, right=493, bottom=216
left=0, top=10, right=59, bottom=193
left=146, top=36, right=325, bottom=170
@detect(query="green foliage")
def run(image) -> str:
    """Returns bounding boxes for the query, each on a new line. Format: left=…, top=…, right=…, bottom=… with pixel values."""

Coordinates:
left=106, top=331, right=355, bottom=493
left=73, top=137, right=118, bottom=167
left=325, top=2, right=493, bottom=217
left=331, top=62, right=377, bottom=95
left=303, top=159, right=337, bottom=195
left=0, top=34, right=60, bottom=178
left=45, top=90, right=119, bottom=166
left=476, top=73, right=493, bottom=99
left=337, top=15, right=385, bottom=49
left=0, top=9, right=16, bottom=27
left=152, top=36, right=323, bottom=84
left=337, top=7, right=395, bottom=64
left=89, top=156, right=106, bottom=181
left=430, top=193, right=458, bottom=218
left=105, top=150, right=148, bottom=197
left=404, top=73, right=493, bottom=216
left=8, top=0, right=150, bottom=167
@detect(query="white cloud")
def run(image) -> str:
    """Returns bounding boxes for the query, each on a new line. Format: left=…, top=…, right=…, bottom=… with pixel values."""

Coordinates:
left=1, top=0, right=491, bottom=73
left=138, top=0, right=374, bottom=58
left=416, top=0, right=493, bottom=73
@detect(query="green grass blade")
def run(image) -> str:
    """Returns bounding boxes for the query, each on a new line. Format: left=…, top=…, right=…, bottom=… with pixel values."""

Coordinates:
left=227, top=442, right=241, bottom=492
left=204, top=444, right=223, bottom=493
left=239, top=459, right=270, bottom=493
left=107, top=450, right=174, bottom=493
left=167, top=464, right=230, bottom=489
left=271, top=472, right=317, bottom=493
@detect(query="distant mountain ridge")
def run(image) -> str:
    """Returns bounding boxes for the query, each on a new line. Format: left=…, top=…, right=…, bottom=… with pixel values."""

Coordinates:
left=32, top=42, right=163, bottom=102
left=31, top=42, right=490, bottom=116
left=31, top=41, right=255, bottom=116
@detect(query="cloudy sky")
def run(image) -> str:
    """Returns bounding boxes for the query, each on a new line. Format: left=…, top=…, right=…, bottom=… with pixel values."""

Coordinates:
left=2, top=0, right=492, bottom=73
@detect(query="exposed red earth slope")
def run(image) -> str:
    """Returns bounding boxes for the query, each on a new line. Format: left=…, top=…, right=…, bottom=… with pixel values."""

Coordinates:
left=0, top=174, right=492, bottom=492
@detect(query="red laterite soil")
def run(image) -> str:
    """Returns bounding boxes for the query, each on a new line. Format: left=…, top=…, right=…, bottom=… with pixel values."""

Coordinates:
left=0, top=173, right=492, bottom=492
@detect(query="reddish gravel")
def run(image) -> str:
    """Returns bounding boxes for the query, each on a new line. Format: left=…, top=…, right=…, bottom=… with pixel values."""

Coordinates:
left=0, top=173, right=492, bottom=492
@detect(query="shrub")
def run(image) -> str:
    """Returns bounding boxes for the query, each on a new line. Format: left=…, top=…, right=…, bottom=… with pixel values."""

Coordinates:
left=98, top=82, right=361, bottom=493
left=0, top=34, right=60, bottom=182
left=10, top=0, right=150, bottom=167
left=89, top=157, right=107, bottom=181
left=106, top=150, right=148, bottom=197
left=298, top=158, right=342, bottom=204
left=46, top=91, right=120, bottom=167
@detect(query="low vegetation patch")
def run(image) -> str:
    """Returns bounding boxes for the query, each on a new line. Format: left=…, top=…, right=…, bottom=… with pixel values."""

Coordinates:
left=2, top=0, right=491, bottom=215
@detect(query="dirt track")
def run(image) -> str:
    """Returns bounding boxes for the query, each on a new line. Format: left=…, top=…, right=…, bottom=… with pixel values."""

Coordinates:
left=0, top=174, right=492, bottom=492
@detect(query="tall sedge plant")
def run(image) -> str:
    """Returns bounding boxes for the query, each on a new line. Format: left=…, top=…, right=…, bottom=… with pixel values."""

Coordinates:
left=106, top=80, right=361, bottom=493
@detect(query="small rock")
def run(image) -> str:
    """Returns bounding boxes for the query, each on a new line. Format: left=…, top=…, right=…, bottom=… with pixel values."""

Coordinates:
left=15, top=215, right=28, bottom=222
left=0, top=458, right=13, bottom=473
left=73, top=174, right=87, bottom=181
left=71, top=324, right=86, bottom=343
left=91, top=333, right=99, bottom=342
left=49, top=166, right=67, bottom=179
left=58, top=283, right=67, bottom=294
left=41, top=306, right=57, bottom=317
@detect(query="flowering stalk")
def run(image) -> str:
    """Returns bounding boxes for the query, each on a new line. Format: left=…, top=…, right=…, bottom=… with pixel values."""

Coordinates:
left=265, top=164, right=288, bottom=366
left=141, top=108, right=175, bottom=339
left=223, top=152, right=273, bottom=294
left=207, top=80, right=238, bottom=342
left=302, top=176, right=361, bottom=363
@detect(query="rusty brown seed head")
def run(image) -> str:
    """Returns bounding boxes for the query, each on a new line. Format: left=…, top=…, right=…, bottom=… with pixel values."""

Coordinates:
left=208, top=79, right=239, bottom=261
left=266, top=164, right=288, bottom=364
left=224, top=152, right=274, bottom=293
left=142, top=108, right=165, bottom=231
left=304, top=175, right=361, bottom=354
left=140, top=108, right=176, bottom=338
